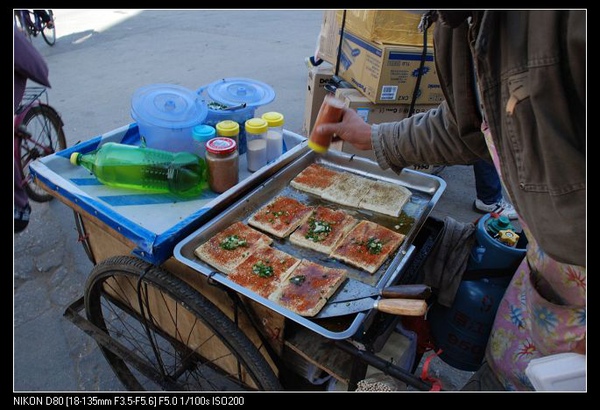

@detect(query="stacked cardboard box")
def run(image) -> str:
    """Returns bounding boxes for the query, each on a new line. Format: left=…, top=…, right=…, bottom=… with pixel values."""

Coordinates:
left=330, top=88, right=439, bottom=174
left=334, top=87, right=436, bottom=125
left=302, top=63, right=335, bottom=137
left=334, top=10, right=434, bottom=47
left=316, top=10, right=443, bottom=106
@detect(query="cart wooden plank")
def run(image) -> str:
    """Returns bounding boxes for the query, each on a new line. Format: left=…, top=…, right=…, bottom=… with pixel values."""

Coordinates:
left=284, top=325, right=358, bottom=384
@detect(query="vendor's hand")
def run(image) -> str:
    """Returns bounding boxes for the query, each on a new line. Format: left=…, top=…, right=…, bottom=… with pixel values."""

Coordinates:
left=316, top=107, right=373, bottom=151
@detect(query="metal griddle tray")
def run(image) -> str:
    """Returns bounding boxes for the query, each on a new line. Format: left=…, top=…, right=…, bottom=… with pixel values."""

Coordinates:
left=174, top=149, right=446, bottom=340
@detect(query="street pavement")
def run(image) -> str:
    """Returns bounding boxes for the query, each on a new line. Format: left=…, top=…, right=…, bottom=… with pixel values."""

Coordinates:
left=14, top=9, right=481, bottom=393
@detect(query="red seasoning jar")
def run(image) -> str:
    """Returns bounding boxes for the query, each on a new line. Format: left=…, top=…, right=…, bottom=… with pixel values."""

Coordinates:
left=205, top=137, right=239, bottom=193
left=308, top=94, right=345, bottom=154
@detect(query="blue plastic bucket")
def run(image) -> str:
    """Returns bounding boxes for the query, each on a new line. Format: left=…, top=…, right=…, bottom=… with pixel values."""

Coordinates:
left=197, top=78, right=275, bottom=155
left=131, top=84, right=207, bottom=153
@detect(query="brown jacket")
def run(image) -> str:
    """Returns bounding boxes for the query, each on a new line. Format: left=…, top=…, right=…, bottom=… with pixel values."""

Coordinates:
left=372, top=10, right=586, bottom=266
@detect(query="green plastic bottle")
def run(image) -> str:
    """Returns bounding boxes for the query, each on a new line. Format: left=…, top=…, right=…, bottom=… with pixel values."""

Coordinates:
left=70, top=142, right=207, bottom=198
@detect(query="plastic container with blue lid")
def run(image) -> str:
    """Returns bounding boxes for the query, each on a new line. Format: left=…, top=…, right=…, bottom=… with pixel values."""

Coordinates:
left=197, top=78, right=275, bottom=155
left=192, top=124, right=216, bottom=159
left=131, top=84, right=208, bottom=153
left=206, top=77, right=275, bottom=107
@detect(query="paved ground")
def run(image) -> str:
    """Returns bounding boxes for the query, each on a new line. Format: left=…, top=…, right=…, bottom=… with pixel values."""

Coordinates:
left=14, top=9, right=483, bottom=393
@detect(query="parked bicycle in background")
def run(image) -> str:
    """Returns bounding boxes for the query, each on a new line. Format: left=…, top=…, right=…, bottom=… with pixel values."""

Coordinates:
left=14, top=24, right=65, bottom=233
left=14, top=9, right=56, bottom=46
left=15, top=86, right=67, bottom=203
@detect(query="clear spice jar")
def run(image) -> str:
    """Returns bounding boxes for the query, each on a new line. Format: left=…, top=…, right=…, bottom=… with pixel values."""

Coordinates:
left=205, top=137, right=239, bottom=194
left=215, top=120, right=240, bottom=149
left=192, top=124, right=216, bottom=160
left=261, top=111, right=284, bottom=163
left=244, top=118, right=268, bottom=172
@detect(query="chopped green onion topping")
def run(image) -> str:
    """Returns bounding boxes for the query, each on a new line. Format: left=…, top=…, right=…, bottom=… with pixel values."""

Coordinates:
left=219, top=235, right=248, bottom=250
left=365, top=237, right=383, bottom=254
left=305, top=218, right=332, bottom=242
left=252, top=261, right=274, bottom=278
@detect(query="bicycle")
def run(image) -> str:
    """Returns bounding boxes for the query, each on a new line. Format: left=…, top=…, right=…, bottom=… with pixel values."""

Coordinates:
left=14, top=86, right=67, bottom=203
left=14, top=9, right=56, bottom=46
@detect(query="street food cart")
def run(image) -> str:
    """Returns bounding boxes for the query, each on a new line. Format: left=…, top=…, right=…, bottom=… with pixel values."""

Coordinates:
left=30, top=122, right=446, bottom=391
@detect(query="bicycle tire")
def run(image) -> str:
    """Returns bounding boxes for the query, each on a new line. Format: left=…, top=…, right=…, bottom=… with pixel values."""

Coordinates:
left=19, top=104, right=67, bottom=202
left=40, top=10, right=55, bottom=46
left=84, top=255, right=282, bottom=391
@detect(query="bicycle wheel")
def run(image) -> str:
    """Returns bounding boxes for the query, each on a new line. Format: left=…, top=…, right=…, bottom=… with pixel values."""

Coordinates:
left=85, top=255, right=282, bottom=391
left=19, top=104, right=67, bottom=202
left=40, top=10, right=55, bottom=46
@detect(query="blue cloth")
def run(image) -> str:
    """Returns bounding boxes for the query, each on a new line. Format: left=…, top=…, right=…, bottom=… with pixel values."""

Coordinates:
left=473, top=159, right=502, bottom=205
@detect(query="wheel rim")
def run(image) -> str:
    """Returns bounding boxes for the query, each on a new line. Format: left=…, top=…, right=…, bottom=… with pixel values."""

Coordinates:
left=41, top=11, right=56, bottom=45
left=20, top=105, right=66, bottom=202
left=87, top=268, right=273, bottom=391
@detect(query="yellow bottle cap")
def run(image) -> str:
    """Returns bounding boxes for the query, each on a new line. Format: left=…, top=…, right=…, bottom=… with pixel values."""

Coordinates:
left=216, top=120, right=240, bottom=137
left=261, top=112, right=284, bottom=127
left=498, top=229, right=519, bottom=246
left=307, top=139, right=329, bottom=154
left=69, top=152, right=80, bottom=165
left=245, top=118, right=268, bottom=134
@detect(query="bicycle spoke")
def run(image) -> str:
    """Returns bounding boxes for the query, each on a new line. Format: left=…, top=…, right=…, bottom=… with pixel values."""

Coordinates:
left=100, top=278, right=252, bottom=390
left=84, top=258, right=281, bottom=391
left=18, top=102, right=67, bottom=202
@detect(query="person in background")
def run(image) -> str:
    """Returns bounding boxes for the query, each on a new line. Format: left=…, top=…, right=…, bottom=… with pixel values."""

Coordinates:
left=14, top=26, right=51, bottom=233
left=473, top=159, right=517, bottom=219
left=316, top=10, right=585, bottom=391
left=32, top=10, right=53, bottom=28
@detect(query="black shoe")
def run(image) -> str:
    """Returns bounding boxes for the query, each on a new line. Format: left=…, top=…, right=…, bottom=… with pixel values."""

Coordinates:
left=14, top=204, right=31, bottom=234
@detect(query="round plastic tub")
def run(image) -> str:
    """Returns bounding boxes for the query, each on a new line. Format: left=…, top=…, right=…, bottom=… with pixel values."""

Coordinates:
left=131, top=84, right=208, bottom=153
left=197, top=78, right=275, bottom=155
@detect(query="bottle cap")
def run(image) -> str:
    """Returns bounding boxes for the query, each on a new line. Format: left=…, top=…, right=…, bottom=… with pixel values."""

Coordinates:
left=206, top=137, right=237, bottom=155
left=498, top=229, right=520, bottom=246
left=307, top=140, right=329, bottom=154
left=261, top=112, right=284, bottom=127
left=486, top=215, right=514, bottom=235
left=245, top=118, right=268, bottom=134
left=192, top=124, right=216, bottom=142
left=215, top=120, right=240, bottom=137
left=69, top=152, right=81, bottom=165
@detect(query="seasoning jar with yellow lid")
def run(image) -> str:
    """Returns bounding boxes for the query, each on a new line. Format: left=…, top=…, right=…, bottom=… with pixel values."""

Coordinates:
left=205, top=137, right=239, bottom=194
left=215, top=120, right=240, bottom=150
left=245, top=118, right=268, bottom=172
left=261, top=111, right=284, bottom=162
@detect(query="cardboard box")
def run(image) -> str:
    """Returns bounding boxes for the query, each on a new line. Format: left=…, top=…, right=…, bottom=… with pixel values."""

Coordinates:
left=341, top=31, right=443, bottom=105
left=331, top=88, right=440, bottom=174
left=335, top=88, right=436, bottom=124
left=317, top=11, right=443, bottom=106
left=316, top=11, right=341, bottom=68
left=302, top=63, right=335, bottom=136
left=335, top=10, right=434, bottom=47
